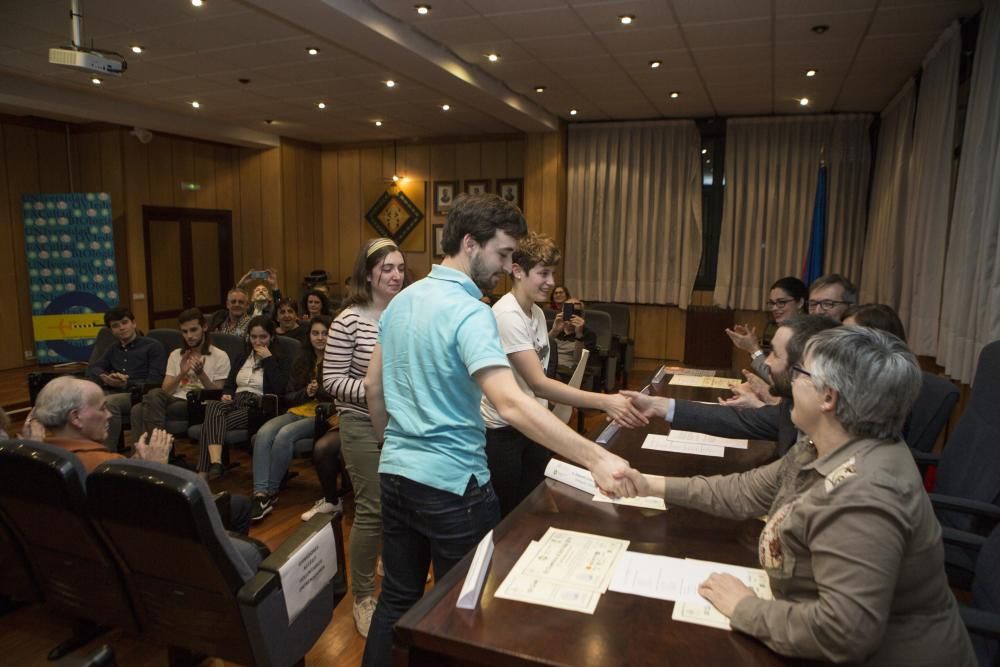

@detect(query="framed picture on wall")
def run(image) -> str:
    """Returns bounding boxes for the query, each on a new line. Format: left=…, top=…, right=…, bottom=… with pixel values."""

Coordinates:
left=433, top=180, right=458, bottom=216
left=464, top=179, right=491, bottom=196
left=432, top=224, right=445, bottom=258
left=497, top=178, right=523, bottom=210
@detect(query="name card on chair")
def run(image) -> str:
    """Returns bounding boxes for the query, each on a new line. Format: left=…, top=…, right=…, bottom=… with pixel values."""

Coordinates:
left=279, top=522, right=339, bottom=624
left=456, top=530, right=494, bottom=610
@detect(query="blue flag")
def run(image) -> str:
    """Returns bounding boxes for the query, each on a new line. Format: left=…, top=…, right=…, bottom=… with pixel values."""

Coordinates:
left=803, top=164, right=827, bottom=284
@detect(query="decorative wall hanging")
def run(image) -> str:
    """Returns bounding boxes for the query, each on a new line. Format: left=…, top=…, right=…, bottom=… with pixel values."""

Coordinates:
left=365, top=189, right=424, bottom=245
left=433, top=180, right=458, bottom=216
left=432, top=224, right=445, bottom=258
left=497, top=178, right=523, bottom=210
left=464, top=179, right=491, bottom=196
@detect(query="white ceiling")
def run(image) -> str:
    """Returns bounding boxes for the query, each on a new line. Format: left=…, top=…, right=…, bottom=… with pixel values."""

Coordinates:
left=0, top=0, right=982, bottom=147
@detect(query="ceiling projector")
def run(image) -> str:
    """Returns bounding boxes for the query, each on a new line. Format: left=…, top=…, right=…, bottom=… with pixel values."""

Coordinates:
left=49, top=47, right=126, bottom=76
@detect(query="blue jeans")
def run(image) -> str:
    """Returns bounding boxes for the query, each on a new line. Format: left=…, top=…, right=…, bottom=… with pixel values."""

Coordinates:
left=252, top=412, right=312, bottom=495
left=361, top=473, right=500, bottom=667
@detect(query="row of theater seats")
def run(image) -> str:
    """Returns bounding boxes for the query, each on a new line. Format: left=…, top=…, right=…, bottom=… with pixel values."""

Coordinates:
left=0, top=438, right=347, bottom=666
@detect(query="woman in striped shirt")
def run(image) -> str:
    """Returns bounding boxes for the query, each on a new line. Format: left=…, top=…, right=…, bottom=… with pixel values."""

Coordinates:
left=321, top=238, right=406, bottom=638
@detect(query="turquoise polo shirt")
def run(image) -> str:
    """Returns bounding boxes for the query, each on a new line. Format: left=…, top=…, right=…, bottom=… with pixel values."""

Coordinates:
left=377, top=264, right=510, bottom=495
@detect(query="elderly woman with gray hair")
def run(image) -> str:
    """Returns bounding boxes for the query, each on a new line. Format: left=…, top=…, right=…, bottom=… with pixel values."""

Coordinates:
left=628, top=326, right=974, bottom=665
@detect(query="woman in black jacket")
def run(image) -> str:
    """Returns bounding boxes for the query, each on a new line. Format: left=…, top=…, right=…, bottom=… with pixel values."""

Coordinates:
left=198, top=316, right=289, bottom=479
left=248, top=316, right=333, bottom=520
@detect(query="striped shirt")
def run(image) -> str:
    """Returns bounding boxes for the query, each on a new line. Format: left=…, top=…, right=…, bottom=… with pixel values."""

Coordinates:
left=322, top=306, right=378, bottom=417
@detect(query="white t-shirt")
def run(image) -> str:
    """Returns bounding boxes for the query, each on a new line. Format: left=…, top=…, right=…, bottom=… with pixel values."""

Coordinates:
left=480, top=292, right=550, bottom=429
left=164, top=344, right=231, bottom=399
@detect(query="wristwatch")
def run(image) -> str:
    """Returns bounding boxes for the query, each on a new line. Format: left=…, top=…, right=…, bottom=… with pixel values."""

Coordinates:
left=751, top=349, right=764, bottom=360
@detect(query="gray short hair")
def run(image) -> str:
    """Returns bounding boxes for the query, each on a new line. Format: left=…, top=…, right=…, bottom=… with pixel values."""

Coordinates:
left=804, top=327, right=921, bottom=440
left=33, top=376, right=92, bottom=429
left=809, top=273, right=858, bottom=304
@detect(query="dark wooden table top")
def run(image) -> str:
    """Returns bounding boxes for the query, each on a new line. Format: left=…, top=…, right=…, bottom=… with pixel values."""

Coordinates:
left=395, top=370, right=798, bottom=667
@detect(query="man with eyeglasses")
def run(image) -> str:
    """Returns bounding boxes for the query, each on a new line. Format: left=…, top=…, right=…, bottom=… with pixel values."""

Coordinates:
left=807, top=274, right=858, bottom=322
left=625, top=315, right=839, bottom=458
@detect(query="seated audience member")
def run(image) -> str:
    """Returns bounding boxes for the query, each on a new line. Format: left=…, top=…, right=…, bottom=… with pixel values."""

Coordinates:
left=132, top=308, right=230, bottom=442
left=843, top=303, right=907, bottom=340
left=237, top=267, right=282, bottom=314
left=548, top=297, right=597, bottom=382
left=208, top=287, right=252, bottom=336
left=807, top=273, right=857, bottom=322
left=275, top=298, right=307, bottom=342
left=85, top=307, right=166, bottom=451
left=247, top=284, right=276, bottom=320
left=29, top=376, right=255, bottom=539
left=726, top=276, right=808, bottom=381
left=625, top=315, right=839, bottom=458
left=198, top=316, right=289, bottom=480
left=548, top=284, right=570, bottom=312
left=250, top=316, right=333, bottom=521
left=482, top=233, right=647, bottom=516
left=629, top=327, right=974, bottom=664
left=301, top=289, right=333, bottom=321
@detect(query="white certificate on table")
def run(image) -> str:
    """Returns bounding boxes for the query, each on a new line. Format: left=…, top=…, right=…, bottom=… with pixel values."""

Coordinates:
left=494, top=541, right=602, bottom=614
left=670, top=559, right=772, bottom=631
left=668, top=375, right=741, bottom=389
left=661, top=429, right=749, bottom=450
left=524, top=527, right=630, bottom=593
left=641, top=435, right=726, bottom=457
left=662, top=366, right=717, bottom=377
left=592, top=492, right=667, bottom=511
left=609, top=551, right=689, bottom=601
left=544, top=458, right=598, bottom=495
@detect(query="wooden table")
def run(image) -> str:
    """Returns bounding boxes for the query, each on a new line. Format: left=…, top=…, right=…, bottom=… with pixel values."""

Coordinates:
left=394, top=371, right=798, bottom=667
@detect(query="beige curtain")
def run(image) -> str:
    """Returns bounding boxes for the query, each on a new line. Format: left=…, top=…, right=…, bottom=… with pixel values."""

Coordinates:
left=564, top=121, right=702, bottom=308
left=938, top=0, right=1000, bottom=384
left=713, top=114, right=873, bottom=310
left=898, top=23, right=961, bottom=357
left=860, top=80, right=916, bottom=305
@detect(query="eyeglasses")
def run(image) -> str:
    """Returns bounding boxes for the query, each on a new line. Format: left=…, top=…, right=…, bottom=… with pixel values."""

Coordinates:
left=790, top=365, right=813, bottom=382
left=766, top=297, right=797, bottom=309
left=808, top=299, right=849, bottom=311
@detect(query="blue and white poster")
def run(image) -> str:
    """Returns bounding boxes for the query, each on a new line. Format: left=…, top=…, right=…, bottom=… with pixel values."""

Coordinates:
left=22, top=192, right=119, bottom=364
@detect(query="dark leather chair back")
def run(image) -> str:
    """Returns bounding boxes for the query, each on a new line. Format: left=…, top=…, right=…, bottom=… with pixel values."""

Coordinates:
left=147, top=328, right=184, bottom=355
left=970, top=523, right=1000, bottom=665
left=87, top=460, right=257, bottom=664
left=904, top=371, right=960, bottom=453
left=0, top=439, right=138, bottom=632
left=589, top=302, right=630, bottom=340
left=87, top=327, right=117, bottom=366
left=276, top=335, right=303, bottom=367
left=211, top=333, right=246, bottom=370
left=0, top=511, right=39, bottom=604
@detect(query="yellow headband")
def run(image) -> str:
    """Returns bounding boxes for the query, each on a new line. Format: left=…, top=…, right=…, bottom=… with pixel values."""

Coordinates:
left=366, top=238, right=397, bottom=258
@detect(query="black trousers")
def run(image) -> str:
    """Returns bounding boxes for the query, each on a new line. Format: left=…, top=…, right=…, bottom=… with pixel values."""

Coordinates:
left=484, top=425, right=552, bottom=518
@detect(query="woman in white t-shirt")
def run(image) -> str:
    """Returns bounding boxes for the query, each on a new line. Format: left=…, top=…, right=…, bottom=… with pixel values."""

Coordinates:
left=480, top=233, right=648, bottom=517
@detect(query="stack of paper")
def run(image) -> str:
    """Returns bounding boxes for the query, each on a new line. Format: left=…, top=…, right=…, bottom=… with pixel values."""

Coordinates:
left=641, top=430, right=749, bottom=457
left=495, top=527, right=630, bottom=614
left=662, top=365, right=717, bottom=377
left=609, top=553, right=772, bottom=630
left=544, top=459, right=666, bottom=510
left=668, top=375, right=741, bottom=389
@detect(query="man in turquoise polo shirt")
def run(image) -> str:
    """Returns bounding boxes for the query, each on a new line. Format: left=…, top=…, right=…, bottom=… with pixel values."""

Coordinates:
left=361, top=194, right=641, bottom=667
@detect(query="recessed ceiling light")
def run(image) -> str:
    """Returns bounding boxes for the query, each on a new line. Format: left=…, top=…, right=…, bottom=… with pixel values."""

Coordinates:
left=415, top=4, right=430, bottom=14
left=264, top=119, right=275, bottom=125
left=619, top=15, right=635, bottom=25
left=806, top=69, right=817, bottom=77
left=487, top=53, right=500, bottom=62
left=799, top=97, right=810, bottom=106
left=441, top=104, right=450, bottom=111
left=375, top=120, right=383, bottom=127
left=392, top=174, right=400, bottom=182
left=570, top=109, right=578, bottom=116
left=649, top=60, right=661, bottom=69
left=669, top=91, right=680, bottom=99
left=317, top=102, right=326, bottom=109
left=90, top=77, right=101, bottom=85
left=701, top=148, right=707, bottom=155
left=191, top=0, right=204, bottom=7
left=385, top=79, right=396, bottom=88
left=534, top=85, right=545, bottom=93
left=306, top=47, right=320, bottom=56
left=191, top=101, right=200, bottom=108
left=811, top=24, right=829, bottom=34
left=130, top=45, right=143, bottom=54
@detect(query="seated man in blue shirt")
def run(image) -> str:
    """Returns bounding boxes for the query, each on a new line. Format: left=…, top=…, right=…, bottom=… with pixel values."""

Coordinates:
left=360, top=194, right=643, bottom=667
left=85, top=306, right=166, bottom=451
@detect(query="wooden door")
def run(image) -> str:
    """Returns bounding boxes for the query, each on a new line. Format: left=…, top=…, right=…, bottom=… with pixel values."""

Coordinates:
left=143, top=206, right=233, bottom=329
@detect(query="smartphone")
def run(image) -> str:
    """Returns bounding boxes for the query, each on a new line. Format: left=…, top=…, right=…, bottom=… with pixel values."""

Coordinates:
left=562, top=302, right=575, bottom=320
left=250, top=270, right=268, bottom=280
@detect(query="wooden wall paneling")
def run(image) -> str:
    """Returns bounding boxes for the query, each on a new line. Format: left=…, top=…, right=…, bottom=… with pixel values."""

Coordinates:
left=171, top=138, right=197, bottom=209
left=35, top=127, right=71, bottom=193
left=75, top=131, right=102, bottom=193
left=98, top=129, right=129, bottom=305
left=522, top=134, right=544, bottom=232
left=305, top=145, right=323, bottom=282
left=122, top=134, right=151, bottom=331
left=401, top=143, right=429, bottom=182
left=259, top=147, right=284, bottom=285
left=336, top=149, right=362, bottom=289
left=320, top=149, right=340, bottom=289
left=480, top=141, right=507, bottom=181
left=633, top=305, right=668, bottom=360
left=360, top=147, right=385, bottom=244
left=4, top=124, right=41, bottom=366
left=506, top=140, right=524, bottom=178
left=193, top=141, right=216, bottom=209
left=280, top=142, right=300, bottom=294
left=236, top=148, right=262, bottom=274
left=664, top=306, right=686, bottom=362
left=147, top=136, right=174, bottom=206
left=400, top=143, right=430, bottom=274
left=540, top=132, right=562, bottom=243
left=0, top=124, right=26, bottom=369
left=456, top=142, right=481, bottom=180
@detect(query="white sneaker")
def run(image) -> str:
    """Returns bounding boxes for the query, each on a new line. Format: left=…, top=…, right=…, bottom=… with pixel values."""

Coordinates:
left=300, top=498, right=343, bottom=521
left=353, top=596, right=378, bottom=638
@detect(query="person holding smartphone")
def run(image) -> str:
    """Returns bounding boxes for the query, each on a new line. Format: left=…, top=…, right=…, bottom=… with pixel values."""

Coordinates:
left=548, top=297, right=596, bottom=382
